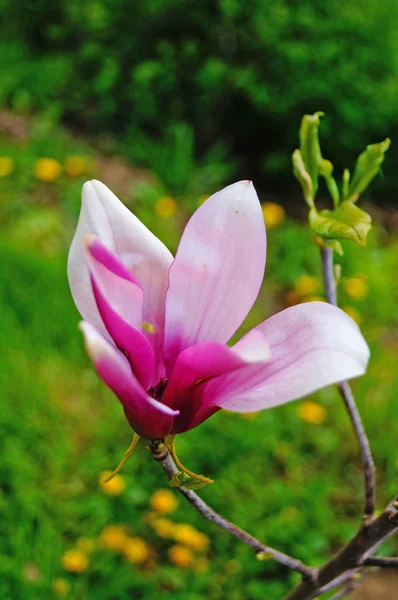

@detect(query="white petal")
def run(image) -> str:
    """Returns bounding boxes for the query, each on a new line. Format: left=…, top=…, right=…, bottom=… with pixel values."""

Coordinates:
left=68, top=180, right=173, bottom=380
left=205, top=302, right=370, bottom=412
left=164, top=181, right=266, bottom=370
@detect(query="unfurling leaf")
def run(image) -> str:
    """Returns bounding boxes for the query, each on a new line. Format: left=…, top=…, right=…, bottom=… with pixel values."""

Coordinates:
left=346, top=138, right=391, bottom=202
left=320, top=158, right=340, bottom=206
left=169, top=471, right=209, bottom=490
left=342, top=168, right=350, bottom=200
left=309, top=202, right=372, bottom=246
left=299, top=112, right=324, bottom=196
left=292, top=149, right=315, bottom=208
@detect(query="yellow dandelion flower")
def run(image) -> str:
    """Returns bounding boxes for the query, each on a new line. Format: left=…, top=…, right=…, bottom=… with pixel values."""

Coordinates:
left=173, top=524, right=209, bottom=552
left=61, top=549, right=89, bottom=573
left=168, top=544, right=194, bottom=568
left=150, top=489, right=178, bottom=514
left=52, top=578, right=71, bottom=596
left=301, top=295, right=324, bottom=303
left=342, top=305, right=362, bottom=325
left=0, top=156, right=15, bottom=177
left=123, top=537, right=150, bottom=564
left=152, top=518, right=175, bottom=538
left=294, top=275, right=320, bottom=296
left=343, top=277, right=368, bottom=300
left=34, top=158, right=62, bottom=182
left=286, top=290, right=302, bottom=306
left=64, top=155, right=86, bottom=177
left=154, top=196, right=177, bottom=218
left=76, top=537, right=95, bottom=553
left=262, top=202, right=285, bottom=229
left=297, top=401, right=327, bottom=425
left=98, top=525, right=127, bottom=551
left=99, top=471, right=126, bottom=495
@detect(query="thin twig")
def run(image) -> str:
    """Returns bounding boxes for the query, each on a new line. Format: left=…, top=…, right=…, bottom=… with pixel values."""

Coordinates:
left=337, top=382, right=376, bottom=521
left=363, top=556, right=398, bottom=568
left=151, top=440, right=398, bottom=600
left=311, top=571, right=358, bottom=597
left=319, top=246, right=376, bottom=520
left=150, top=441, right=315, bottom=581
left=320, top=245, right=338, bottom=307
left=327, top=572, right=365, bottom=600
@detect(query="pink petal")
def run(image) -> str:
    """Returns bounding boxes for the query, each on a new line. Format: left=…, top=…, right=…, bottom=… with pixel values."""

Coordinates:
left=162, top=331, right=270, bottom=432
left=85, top=236, right=154, bottom=388
left=68, top=180, right=173, bottom=382
left=164, top=181, right=266, bottom=370
left=203, top=302, right=370, bottom=413
left=79, top=322, right=177, bottom=439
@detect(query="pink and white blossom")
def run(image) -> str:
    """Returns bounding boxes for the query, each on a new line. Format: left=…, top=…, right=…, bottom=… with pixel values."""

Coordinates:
left=68, top=180, right=369, bottom=439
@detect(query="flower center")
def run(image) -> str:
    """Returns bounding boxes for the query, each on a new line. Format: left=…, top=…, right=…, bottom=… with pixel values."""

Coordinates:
left=147, top=377, right=168, bottom=401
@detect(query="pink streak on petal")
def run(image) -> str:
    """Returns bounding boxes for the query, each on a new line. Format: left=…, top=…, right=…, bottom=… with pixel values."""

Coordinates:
left=203, top=302, right=370, bottom=413
left=87, top=235, right=142, bottom=288
left=79, top=322, right=176, bottom=439
left=67, top=180, right=173, bottom=382
left=164, top=181, right=266, bottom=372
left=86, top=237, right=154, bottom=387
left=86, top=236, right=144, bottom=330
left=91, top=278, right=154, bottom=388
left=163, top=333, right=270, bottom=432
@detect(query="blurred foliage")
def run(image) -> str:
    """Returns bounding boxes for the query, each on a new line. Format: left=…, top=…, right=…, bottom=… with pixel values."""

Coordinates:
left=1, top=0, right=398, bottom=195
left=0, top=115, right=398, bottom=599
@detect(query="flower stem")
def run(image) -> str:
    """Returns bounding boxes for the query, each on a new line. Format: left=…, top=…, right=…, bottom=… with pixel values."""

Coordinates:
left=320, top=245, right=376, bottom=520
left=320, top=246, right=338, bottom=306
left=150, top=440, right=314, bottom=581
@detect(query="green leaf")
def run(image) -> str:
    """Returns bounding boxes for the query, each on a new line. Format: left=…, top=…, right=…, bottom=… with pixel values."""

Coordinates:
left=320, top=158, right=340, bottom=206
left=292, top=149, right=315, bottom=208
left=309, top=202, right=372, bottom=246
left=346, top=138, right=391, bottom=202
left=169, top=471, right=209, bottom=490
left=299, top=112, right=324, bottom=195
left=342, top=168, right=350, bottom=200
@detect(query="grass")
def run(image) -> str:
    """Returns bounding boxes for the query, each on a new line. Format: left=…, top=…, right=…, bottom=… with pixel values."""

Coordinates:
left=0, top=112, right=397, bottom=599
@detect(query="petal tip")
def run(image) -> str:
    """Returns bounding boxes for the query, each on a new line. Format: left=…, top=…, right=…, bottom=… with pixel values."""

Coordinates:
left=82, top=180, right=95, bottom=195
left=148, top=397, right=180, bottom=417
left=90, top=179, right=110, bottom=195
left=82, top=179, right=110, bottom=204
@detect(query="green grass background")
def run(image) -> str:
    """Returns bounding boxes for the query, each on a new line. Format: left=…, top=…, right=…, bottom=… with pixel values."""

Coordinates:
left=0, top=115, right=397, bottom=600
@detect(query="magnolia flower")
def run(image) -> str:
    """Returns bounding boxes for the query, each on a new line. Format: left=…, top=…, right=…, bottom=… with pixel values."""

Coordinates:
left=68, top=180, right=369, bottom=441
